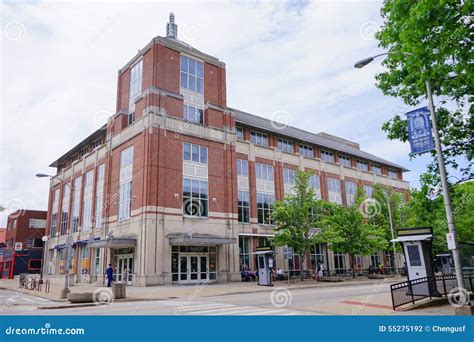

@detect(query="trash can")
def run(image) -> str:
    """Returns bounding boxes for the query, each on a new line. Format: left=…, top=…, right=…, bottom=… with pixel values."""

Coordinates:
left=112, top=283, right=126, bottom=299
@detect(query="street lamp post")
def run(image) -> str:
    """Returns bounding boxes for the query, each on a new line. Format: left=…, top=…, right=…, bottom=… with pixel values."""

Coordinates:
left=354, top=53, right=465, bottom=291
left=36, top=173, right=73, bottom=299
left=383, top=191, right=398, bottom=274
left=38, top=235, right=48, bottom=285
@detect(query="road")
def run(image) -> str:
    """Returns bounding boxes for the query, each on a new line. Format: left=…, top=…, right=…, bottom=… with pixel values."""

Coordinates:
left=0, top=283, right=452, bottom=315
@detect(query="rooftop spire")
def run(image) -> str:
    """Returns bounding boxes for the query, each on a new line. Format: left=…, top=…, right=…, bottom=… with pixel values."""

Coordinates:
left=166, top=12, right=178, bottom=39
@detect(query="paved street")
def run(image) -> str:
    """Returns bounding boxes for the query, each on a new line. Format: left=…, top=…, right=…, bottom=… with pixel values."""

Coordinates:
left=0, top=282, right=455, bottom=316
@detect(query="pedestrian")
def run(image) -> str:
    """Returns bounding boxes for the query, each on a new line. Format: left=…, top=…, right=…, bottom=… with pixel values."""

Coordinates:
left=106, top=264, right=114, bottom=287
left=320, top=262, right=326, bottom=277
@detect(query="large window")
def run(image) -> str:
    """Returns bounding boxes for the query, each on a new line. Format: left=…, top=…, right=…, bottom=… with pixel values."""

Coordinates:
left=236, top=159, right=248, bottom=176
left=118, top=147, right=133, bottom=220
left=310, top=244, right=326, bottom=271
left=283, top=168, right=296, bottom=184
left=320, top=150, right=334, bottom=163
left=183, top=104, right=204, bottom=125
left=277, top=138, right=293, bottom=153
left=327, top=177, right=342, bottom=204
left=129, top=60, right=143, bottom=100
left=371, top=164, right=382, bottom=175
left=363, top=185, right=373, bottom=198
left=29, top=219, right=46, bottom=228
left=345, top=181, right=357, bottom=206
left=183, top=178, right=208, bottom=217
left=239, top=236, right=251, bottom=270
left=334, top=253, right=347, bottom=274
left=82, top=170, right=94, bottom=231
left=71, top=177, right=81, bottom=232
left=236, top=127, right=244, bottom=140
left=180, top=55, right=203, bottom=93
left=238, top=190, right=250, bottom=223
left=257, top=193, right=274, bottom=225
left=255, top=163, right=273, bottom=180
left=118, top=182, right=132, bottom=220
left=183, top=143, right=208, bottom=164
left=388, top=168, right=398, bottom=178
left=339, top=154, right=351, bottom=167
left=356, top=160, right=368, bottom=172
left=95, top=164, right=105, bottom=228
left=250, top=131, right=268, bottom=147
left=299, top=145, right=314, bottom=158
left=308, top=174, right=321, bottom=199
left=50, top=188, right=59, bottom=237
left=128, top=60, right=143, bottom=126
left=60, top=184, right=70, bottom=235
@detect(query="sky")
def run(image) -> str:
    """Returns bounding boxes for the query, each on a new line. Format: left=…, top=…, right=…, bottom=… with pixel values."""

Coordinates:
left=0, top=0, right=442, bottom=226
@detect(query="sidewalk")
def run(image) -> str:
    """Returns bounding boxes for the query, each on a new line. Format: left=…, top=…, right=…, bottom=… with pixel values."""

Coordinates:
left=0, top=276, right=404, bottom=303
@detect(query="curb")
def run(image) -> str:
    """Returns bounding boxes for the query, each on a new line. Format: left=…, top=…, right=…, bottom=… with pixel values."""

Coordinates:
left=3, top=278, right=400, bottom=305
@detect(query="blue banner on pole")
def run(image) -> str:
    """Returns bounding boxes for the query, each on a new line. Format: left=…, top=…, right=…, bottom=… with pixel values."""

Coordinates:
left=406, top=106, right=435, bottom=155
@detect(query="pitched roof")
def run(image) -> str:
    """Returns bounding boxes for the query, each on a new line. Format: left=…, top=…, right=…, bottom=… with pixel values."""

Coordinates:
left=230, top=107, right=409, bottom=172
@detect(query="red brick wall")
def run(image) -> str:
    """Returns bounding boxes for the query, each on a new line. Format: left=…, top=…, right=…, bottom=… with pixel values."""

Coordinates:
left=6, top=210, right=46, bottom=249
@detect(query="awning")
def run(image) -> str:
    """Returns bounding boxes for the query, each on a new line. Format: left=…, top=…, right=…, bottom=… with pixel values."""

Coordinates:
left=168, top=233, right=236, bottom=246
left=238, top=233, right=274, bottom=237
left=54, top=244, right=66, bottom=250
left=251, top=250, right=274, bottom=255
left=391, top=234, right=433, bottom=242
left=72, top=237, right=100, bottom=247
left=88, top=237, right=137, bottom=249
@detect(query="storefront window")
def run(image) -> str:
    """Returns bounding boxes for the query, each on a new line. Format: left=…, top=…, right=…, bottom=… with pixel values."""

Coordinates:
left=334, top=253, right=347, bottom=275
left=310, top=244, right=326, bottom=271
left=239, top=236, right=250, bottom=270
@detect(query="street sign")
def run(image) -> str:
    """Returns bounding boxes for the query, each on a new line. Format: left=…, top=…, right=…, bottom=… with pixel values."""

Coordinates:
left=446, top=233, right=457, bottom=250
left=406, top=106, right=434, bottom=155
left=14, top=242, right=23, bottom=251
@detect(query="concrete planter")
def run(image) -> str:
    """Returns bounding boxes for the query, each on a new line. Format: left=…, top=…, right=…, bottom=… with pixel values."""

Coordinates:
left=112, top=283, right=126, bottom=299
left=67, top=292, right=93, bottom=303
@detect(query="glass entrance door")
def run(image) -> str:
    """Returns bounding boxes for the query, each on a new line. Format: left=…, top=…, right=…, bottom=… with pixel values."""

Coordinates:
left=179, top=254, right=209, bottom=284
left=114, top=254, right=134, bottom=285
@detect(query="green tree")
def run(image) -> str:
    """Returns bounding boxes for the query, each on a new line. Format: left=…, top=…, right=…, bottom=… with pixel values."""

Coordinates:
left=375, top=0, right=473, bottom=190
left=272, top=171, right=323, bottom=280
left=404, top=180, right=474, bottom=253
left=317, top=188, right=388, bottom=278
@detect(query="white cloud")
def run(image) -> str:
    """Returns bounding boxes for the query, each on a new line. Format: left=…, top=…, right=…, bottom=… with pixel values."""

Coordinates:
left=0, top=0, right=424, bottom=225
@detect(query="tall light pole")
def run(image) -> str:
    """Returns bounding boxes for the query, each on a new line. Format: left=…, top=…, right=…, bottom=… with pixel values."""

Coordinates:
left=383, top=190, right=398, bottom=274
left=36, top=173, right=73, bottom=299
left=38, top=235, right=48, bottom=285
left=354, top=53, right=465, bottom=291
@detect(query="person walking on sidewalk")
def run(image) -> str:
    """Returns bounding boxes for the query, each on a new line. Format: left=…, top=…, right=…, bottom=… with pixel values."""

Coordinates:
left=106, top=264, right=114, bottom=287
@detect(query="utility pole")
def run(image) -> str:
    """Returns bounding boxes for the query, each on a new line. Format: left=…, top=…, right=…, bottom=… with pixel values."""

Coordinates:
left=425, top=80, right=464, bottom=291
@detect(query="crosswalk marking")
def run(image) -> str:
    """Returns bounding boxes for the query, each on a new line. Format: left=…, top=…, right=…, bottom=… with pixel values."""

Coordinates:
left=170, top=300, right=301, bottom=316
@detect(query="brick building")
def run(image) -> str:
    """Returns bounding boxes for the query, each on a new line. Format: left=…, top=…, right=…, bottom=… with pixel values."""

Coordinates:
left=1, top=210, right=46, bottom=279
left=42, top=14, right=409, bottom=286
